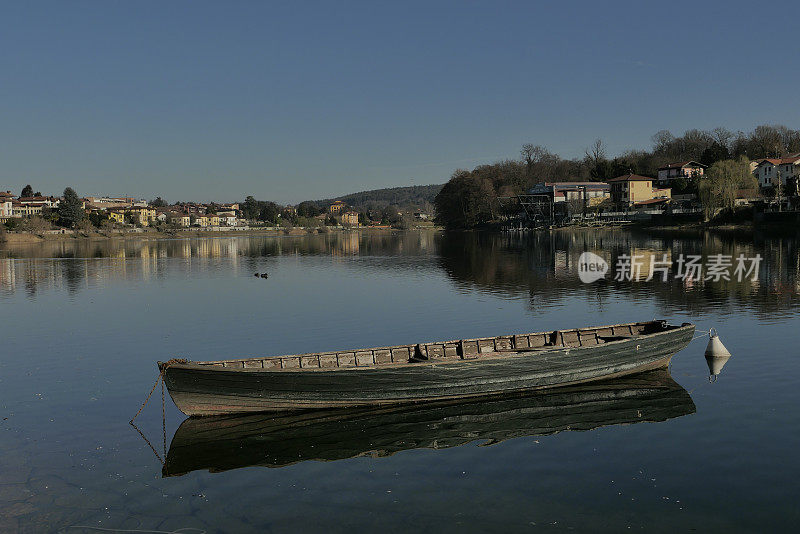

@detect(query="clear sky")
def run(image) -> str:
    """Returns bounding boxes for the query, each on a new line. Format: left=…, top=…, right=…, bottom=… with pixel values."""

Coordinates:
left=2, top=1, right=799, bottom=204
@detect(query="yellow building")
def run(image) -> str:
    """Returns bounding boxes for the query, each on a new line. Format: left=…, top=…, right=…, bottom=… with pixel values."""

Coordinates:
left=169, top=213, right=191, bottom=227
left=11, top=202, right=43, bottom=217
left=207, top=214, right=220, bottom=226
left=194, top=215, right=209, bottom=227
left=652, top=187, right=672, bottom=200
left=341, top=211, right=359, bottom=225
left=608, top=174, right=671, bottom=207
left=108, top=210, right=126, bottom=224
left=329, top=200, right=346, bottom=214
left=125, top=207, right=156, bottom=226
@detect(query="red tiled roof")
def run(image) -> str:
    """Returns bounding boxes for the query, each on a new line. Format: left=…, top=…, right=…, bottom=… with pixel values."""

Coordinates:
left=607, top=174, right=653, bottom=182
left=759, top=156, right=800, bottom=166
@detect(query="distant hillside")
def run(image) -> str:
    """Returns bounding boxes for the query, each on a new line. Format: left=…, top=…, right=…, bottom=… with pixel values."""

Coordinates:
left=317, top=184, right=443, bottom=209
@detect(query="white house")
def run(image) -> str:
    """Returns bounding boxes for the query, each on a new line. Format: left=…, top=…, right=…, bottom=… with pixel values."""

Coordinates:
left=755, top=156, right=800, bottom=189
left=0, top=198, right=13, bottom=219
left=0, top=191, right=15, bottom=218
left=217, top=211, right=238, bottom=226
left=18, top=196, right=59, bottom=209
left=657, top=161, right=706, bottom=185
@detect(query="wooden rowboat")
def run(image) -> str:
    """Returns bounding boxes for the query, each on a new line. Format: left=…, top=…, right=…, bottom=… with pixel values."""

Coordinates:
left=159, top=320, right=695, bottom=416
left=162, top=368, right=695, bottom=476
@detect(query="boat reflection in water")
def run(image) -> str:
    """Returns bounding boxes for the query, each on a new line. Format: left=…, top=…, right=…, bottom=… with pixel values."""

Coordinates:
left=163, top=368, right=695, bottom=477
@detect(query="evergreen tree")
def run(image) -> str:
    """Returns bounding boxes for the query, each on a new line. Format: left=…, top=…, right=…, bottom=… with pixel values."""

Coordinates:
left=58, top=187, right=85, bottom=228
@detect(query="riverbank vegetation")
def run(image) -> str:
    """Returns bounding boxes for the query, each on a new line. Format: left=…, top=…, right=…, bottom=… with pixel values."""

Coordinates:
left=434, top=124, right=800, bottom=229
left=698, top=157, right=758, bottom=219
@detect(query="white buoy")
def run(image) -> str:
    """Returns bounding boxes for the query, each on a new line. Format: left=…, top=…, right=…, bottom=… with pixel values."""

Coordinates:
left=705, top=328, right=731, bottom=380
left=705, top=329, right=731, bottom=359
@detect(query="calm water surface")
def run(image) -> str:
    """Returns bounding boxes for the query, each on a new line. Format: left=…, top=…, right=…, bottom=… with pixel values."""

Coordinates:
left=1, top=229, right=798, bottom=533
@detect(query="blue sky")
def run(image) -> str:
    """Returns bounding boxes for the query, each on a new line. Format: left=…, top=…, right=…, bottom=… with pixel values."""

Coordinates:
left=2, top=1, right=799, bottom=204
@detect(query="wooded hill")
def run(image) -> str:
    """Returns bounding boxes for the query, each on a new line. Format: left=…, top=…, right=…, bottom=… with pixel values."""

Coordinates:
left=315, top=184, right=443, bottom=210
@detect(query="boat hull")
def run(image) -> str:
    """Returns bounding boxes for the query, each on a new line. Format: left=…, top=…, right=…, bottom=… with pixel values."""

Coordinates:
left=161, top=323, right=695, bottom=416
left=162, top=368, right=696, bottom=476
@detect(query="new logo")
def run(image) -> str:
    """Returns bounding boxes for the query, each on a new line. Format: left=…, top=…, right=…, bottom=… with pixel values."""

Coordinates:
left=578, top=251, right=608, bottom=283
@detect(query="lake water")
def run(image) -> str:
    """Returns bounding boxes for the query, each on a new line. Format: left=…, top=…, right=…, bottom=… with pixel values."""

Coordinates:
left=1, top=229, right=798, bottom=533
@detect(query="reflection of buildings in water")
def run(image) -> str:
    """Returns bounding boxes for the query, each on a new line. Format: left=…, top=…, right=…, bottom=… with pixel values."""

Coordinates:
left=437, top=229, right=800, bottom=318
left=627, top=248, right=672, bottom=282
left=331, top=232, right=360, bottom=257
left=5, top=230, right=796, bottom=311
left=417, top=230, right=435, bottom=252
left=0, top=259, right=15, bottom=290
left=178, top=240, right=192, bottom=259
left=2, top=233, right=409, bottom=296
left=553, top=250, right=568, bottom=278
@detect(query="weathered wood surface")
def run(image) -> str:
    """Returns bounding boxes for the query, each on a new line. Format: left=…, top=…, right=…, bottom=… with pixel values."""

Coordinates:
left=162, top=368, right=695, bottom=476
left=160, top=321, right=695, bottom=415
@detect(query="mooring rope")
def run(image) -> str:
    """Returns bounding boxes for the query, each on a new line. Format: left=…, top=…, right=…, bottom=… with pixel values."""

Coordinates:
left=130, top=419, right=164, bottom=465
left=691, top=328, right=712, bottom=342
left=128, top=358, right=188, bottom=465
left=129, top=374, right=162, bottom=425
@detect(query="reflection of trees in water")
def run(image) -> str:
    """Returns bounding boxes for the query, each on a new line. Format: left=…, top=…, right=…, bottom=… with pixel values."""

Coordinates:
left=437, top=229, right=800, bottom=318
left=0, top=232, right=441, bottom=297
left=4, top=230, right=797, bottom=316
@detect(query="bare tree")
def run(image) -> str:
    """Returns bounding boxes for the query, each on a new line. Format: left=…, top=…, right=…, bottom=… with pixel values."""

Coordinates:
left=711, top=127, right=734, bottom=150
left=585, top=138, right=606, bottom=161
left=651, top=130, right=675, bottom=154
left=681, top=129, right=714, bottom=161
left=21, top=216, right=52, bottom=234
left=584, top=139, right=609, bottom=181
left=520, top=144, right=548, bottom=172
left=773, top=168, right=784, bottom=211
left=751, top=125, right=785, bottom=157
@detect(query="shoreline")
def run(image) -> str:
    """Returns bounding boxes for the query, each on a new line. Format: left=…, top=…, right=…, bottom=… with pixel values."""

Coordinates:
left=0, top=225, right=439, bottom=246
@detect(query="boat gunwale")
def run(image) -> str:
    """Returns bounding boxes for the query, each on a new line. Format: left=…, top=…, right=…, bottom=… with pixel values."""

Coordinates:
left=161, top=321, right=693, bottom=374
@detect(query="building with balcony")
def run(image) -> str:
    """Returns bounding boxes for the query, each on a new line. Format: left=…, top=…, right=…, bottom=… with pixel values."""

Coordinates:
left=528, top=182, right=611, bottom=206
left=657, top=161, right=706, bottom=186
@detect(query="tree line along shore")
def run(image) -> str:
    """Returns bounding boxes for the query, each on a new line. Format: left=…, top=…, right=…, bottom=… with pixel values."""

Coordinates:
left=434, top=124, right=800, bottom=230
